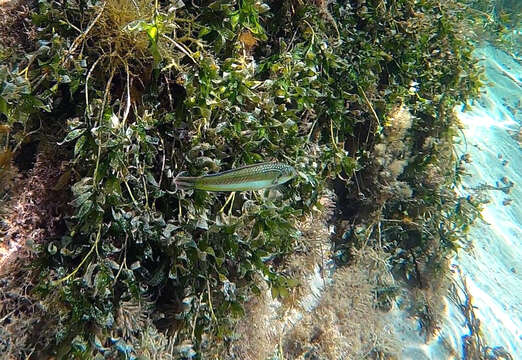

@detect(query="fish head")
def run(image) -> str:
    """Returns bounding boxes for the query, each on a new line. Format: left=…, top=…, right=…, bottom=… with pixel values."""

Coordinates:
left=277, top=164, right=297, bottom=185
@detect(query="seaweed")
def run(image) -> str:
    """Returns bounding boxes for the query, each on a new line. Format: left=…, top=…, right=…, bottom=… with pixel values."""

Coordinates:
left=448, top=267, right=514, bottom=360
left=461, top=0, right=522, bottom=57
left=0, top=0, right=493, bottom=358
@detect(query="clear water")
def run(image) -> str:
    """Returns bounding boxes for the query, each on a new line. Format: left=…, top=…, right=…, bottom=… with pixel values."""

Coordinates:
left=390, top=45, right=522, bottom=359
left=450, top=45, right=522, bottom=358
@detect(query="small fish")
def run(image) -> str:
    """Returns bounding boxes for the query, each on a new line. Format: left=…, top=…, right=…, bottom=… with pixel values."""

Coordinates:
left=174, top=162, right=296, bottom=192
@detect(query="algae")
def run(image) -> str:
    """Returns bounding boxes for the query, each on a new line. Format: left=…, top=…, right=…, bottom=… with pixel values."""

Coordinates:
left=0, top=0, right=504, bottom=358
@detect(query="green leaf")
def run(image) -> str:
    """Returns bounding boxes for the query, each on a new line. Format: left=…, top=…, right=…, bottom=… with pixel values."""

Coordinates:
left=74, top=135, right=87, bottom=157
left=105, top=259, right=120, bottom=270
left=0, top=97, right=7, bottom=115
left=198, top=27, right=212, bottom=38
left=146, top=25, right=158, bottom=43
left=229, top=301, right=245, bottom=317
left=284, top=277, right=299, bottom=287
left=205, top=247, right=215, bottom=257
left=271, top=286, right=278, bottom=298
left=59, top=74, right=71, bottom=83
left=104, top=177, right=122, bottom=197
left=77, top=199, right=93, bottom=218
left=218, top=273, right=228, bottom=282
left=48, top=242, right=57, bottom=255
left=71, top=335, right=88, bottom=352
left=278, top=286, right=289, bottom=298
left=59, top=128, right=85, bottom=145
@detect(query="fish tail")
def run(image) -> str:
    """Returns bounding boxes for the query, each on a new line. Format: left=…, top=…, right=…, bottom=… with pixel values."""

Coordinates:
left=173, top=176, right=198, bottom=191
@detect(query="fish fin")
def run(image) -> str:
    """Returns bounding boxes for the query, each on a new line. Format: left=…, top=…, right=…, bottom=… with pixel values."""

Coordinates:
left=173, top=174, right=198, bottom=192
left=274, top=183, right=291, bottom=195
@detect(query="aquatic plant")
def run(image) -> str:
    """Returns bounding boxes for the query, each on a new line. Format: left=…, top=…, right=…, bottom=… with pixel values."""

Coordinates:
left=281, top=246, right=398, bottom=360
left=461, top=0, right=522, bottom=57
left=229, top=194, right=397, bottom=360
left=0, top=0, right=489, bottom=358
left=448, top=267, right=514, bottom=360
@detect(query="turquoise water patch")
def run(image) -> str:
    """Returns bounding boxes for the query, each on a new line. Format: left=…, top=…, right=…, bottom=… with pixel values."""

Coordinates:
left=389, top=45, right=521, bottom=359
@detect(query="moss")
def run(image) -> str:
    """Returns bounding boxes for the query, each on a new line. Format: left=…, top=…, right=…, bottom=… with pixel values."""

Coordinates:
left=0, top=0, right=37, bottom=56
left=282, top=247, right=398, bottom=359
left=229, top=200, right=397, bottom=360
left=0, top=145, right=71, bottom=358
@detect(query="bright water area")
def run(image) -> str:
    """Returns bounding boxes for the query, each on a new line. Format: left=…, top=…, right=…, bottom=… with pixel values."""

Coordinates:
left=390, top=45, right=522, bottom=359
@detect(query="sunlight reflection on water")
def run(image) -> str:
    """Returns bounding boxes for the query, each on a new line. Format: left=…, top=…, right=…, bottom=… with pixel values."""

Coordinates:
left=390, top=45, right=522, bottom=359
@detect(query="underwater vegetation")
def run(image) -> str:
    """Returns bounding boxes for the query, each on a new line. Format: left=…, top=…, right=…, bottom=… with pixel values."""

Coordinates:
left=461, top=0, right=522, bottom=58
left=448, top=267, right=515, bottom=360
left=0, top=0, right=500, bottom=358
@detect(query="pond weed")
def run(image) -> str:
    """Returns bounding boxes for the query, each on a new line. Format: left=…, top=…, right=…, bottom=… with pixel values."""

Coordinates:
left=0, top=0, right=494, bottom=358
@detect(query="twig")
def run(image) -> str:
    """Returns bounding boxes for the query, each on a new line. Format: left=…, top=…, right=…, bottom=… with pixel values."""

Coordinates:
left=162, top=34, right=198, bottom=65
left=303, top=20, right=316, bottom=55
left=330, top=119, right=339, bottom=151
left=207, top=280, right=217, bottom=324
left=18, top=52, right=38, bottom=81
left=359, top=86, right=381, bottom=126
left=158, top=135, right=166, bottom=188
left=113, top=235, right=128, bottom=285
left=53, top=224, right=102, bottom=285
left=122, top=62, right=132, bottom=128
left=85, top=57, right=102, bottom=118
left=0, top=307, right=19, bottom=323
left=91, top=67, right=115, bottom=186
left=123, top=177, right=139, bottom=207
left=164, top=73, right=174, bottom=112
left=63, top=2, right=107, bottom=65
left=190, top=290, right=205, bottom=340
left=142, top=174, right=149, bottom=209
left=219, top=191, right=236, bottom=214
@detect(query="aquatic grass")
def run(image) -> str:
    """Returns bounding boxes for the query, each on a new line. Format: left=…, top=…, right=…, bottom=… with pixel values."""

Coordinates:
left=281, top=246, right=398, bottom=359
left=0, top=0, right=491, bottom=358
left=461, top=0, right=522, bottom=57
left=449, top=267, right=515, bottom=360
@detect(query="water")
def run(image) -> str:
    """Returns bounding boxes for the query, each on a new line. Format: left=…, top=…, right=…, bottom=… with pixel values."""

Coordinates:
left=450, top=45, right=522, bottom=358
left=390, top=45, right=522, bottom=359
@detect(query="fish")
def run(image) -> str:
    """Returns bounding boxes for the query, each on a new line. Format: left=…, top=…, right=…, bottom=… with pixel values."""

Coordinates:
left=173, top=162, right=296, bottom=192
